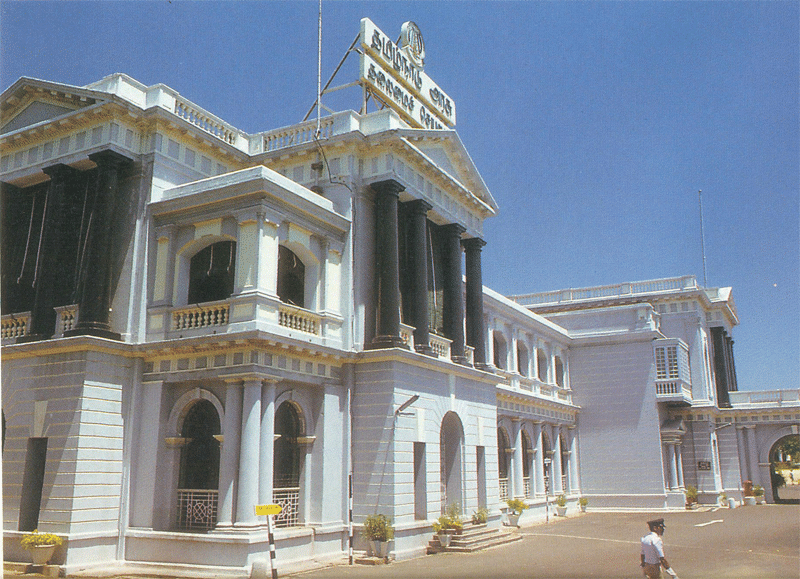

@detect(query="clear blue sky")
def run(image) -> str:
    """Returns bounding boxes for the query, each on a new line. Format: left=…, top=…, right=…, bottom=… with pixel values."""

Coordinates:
left=2, top=1, right=797, bottom=391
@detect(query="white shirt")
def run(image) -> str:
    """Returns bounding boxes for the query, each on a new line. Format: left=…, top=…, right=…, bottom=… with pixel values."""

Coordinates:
left=641, top=531, right=665, bottom=564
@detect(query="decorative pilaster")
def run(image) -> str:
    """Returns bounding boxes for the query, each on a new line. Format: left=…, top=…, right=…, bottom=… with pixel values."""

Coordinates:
left=367, top=179, right=406, bottom=350
left=235, top=378, right=262, bottom=527
left=66, top=150, right=132, bottom=340
left=22, top=164, right=79, bottom=341
left=258, top=381, right=277, bottom=516
left=463, top=237, right=489, bottom=369
left=217, top=381, right=243, bottom=528
left=405, top=199, right=434, bottom=355
left=442, top=223, right=467, bottom=364
left=533, top=422, right=545, bottom=497
left=131, top=380, right=164, bottom=528
left=676, top=443, right=685, bottom=488
left=551, top=426, right=563, bottom=495
left=512, top=419, right=524, bottom=498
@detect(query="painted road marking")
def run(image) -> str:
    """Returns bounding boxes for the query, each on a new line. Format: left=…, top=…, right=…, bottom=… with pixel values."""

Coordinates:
left=694, top=519, right=724, bottom=527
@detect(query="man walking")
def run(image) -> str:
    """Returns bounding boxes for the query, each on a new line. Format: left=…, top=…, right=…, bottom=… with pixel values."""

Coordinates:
left=640, top=518, right=679, bottom=579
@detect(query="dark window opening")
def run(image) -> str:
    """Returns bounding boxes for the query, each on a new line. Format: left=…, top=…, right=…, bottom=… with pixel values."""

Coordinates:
left=19, top=437, right=48, bottom=531
left=274, top=402, right=301, bottom=488
left=497, top=428, right=510, bottom=479
left=178, top=400, right=221, bottom=490
left=187, top=241, right=236, bottom=305
left=277, top=246, right=305, bottom=308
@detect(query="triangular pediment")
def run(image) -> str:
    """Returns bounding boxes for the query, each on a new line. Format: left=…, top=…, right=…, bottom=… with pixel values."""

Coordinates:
left=0, top=77, right=107, bottom=136
left=396, top=130, right=499, bottom=215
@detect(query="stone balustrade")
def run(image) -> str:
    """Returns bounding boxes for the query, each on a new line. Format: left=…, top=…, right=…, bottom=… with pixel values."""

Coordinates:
left=1, top=311, right=29, bottom=343
left=174, top=99, right=240, bottom=145
left=278, top=304, right=320, bottom=335
left=54, top=304, right=78, bottom=337
left=429, top=333, right=452, bottom=359
left=729, top=389, right=800, bottom=406
left=172, top=301, right=230, bottom=331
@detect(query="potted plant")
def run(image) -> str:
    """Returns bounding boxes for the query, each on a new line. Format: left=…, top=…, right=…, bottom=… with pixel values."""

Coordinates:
left=718, top=492, right=728, bottom=507
left=20, top=529, right=62, bottom=566
left=578, top=497, right=589, bottom=512
left=555, top=494, right=568, bottom=517
left=471, top=506, right=489, bottom=525
left=432, top=515, right=458, bottom=548
left=362, top=514, right=393, bottom=559
left=445, top=502, right=464, bottom=534
left=505, top=498, right=528, bottom=527
left=753, top=485, right=765, bottom=504
left=685, top=485, right=698, bottom=509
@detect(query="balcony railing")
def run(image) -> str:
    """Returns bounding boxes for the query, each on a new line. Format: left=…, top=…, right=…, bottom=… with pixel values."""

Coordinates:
left=655, top=379, right=693, bottom=404
left=260, top=116, right=336, bottom=153
left=176, top=489, right=218, bottom=532
left=172, top=301, right=230, bottom=331
left=54, top=304, right=78, bottom=337
left=429, top=334, right=452, bottom=359
left=1, top=311, right=29, bottom=343
left=278, top=304, right=320, bottom=335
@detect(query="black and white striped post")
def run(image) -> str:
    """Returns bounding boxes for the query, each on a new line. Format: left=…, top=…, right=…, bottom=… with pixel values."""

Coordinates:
left=267, top=514, right=278, bottom=579
left=348, top=473, right=354, bottom=564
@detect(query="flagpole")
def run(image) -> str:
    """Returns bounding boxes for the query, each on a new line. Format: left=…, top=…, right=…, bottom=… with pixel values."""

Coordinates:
left=698, top=189, right=708, bottom=287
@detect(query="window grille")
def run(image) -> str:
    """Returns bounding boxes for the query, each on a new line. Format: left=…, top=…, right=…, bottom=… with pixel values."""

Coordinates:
left=176, top=489, right=218, bottom=531
left=499, top=477, right=508, bottom=501
left=272, top=487, right=300, bottom=528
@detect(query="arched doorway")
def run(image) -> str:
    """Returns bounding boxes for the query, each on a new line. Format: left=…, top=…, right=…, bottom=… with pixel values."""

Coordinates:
left=497, top=427, right=510, bottom=500
left=177, top=400, right=221, bottom=531
left=440, top=412, right=464, bottom=513
left=274, top=401, right=303, bottom=526
left=769, top=434, right=800, bottom=504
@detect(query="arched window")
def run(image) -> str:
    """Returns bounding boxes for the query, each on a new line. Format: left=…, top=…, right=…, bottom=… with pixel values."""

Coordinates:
left=542, top=431, right=552, bottom=494
left=555, top=356, right=564, bottom=387
left=274, top=401, right=301, bottom=489
left=277, top=246, right=305, bottom=308
left=178, top=400, right=221, bottom=490
left=187, top=241, right=236, bottom=304
left=493, top=333, right=507, bottom=370
left=498, top=427, right=510, bottom=500
left=517, top=344, right=529, bottom=376
left=537, top=350, right=548, bottom=382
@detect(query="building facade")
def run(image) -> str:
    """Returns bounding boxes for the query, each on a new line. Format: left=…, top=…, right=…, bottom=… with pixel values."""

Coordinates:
left=2, top=19, right=797, bottom=577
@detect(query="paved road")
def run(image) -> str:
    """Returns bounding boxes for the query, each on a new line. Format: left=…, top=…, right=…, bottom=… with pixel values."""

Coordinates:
left=8, top=505, right=797, bottom=579
left=292, top=505, right=799, bottom=579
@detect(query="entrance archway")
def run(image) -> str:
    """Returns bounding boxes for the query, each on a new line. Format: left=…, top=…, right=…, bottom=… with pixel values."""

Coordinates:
left=440, top=411, right=464, bottom=513
left=769, top=434, right=800, bottom=504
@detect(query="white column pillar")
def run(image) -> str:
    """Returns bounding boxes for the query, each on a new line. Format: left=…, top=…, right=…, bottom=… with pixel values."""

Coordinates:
left=548, top=349, right=556, bottom=384
left=259, top=380, right=277, bottom=513
left=551, top=426, right=563, bottom=495
left=533, top=422, right=545, bottom=497
left=568, top=427, right=580, bottom=494
left=260, top=220, right=280, bottom=297
left=745, top=426, right=762, bottom=487
left=217, top=381, right=243, bottom=527
left=235, top=378, right=262, bottom=527
left=132, top=380, right=163, bottom=528
left=511, top=332, right=519, bottom=375
left=532, top=340, right=540, bottom=381
left=676, top=443, right=685, bottom=488
left=562, top=353, right=571, bottom=390
left=512, top=419, right=524, bottom=498
left=152, top=226, right=175, bottom=304
left=666, top=443, right=678, bottom=489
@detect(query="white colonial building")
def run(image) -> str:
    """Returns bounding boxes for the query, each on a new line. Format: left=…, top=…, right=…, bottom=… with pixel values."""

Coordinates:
left=2, top=18, right=797, bottom=578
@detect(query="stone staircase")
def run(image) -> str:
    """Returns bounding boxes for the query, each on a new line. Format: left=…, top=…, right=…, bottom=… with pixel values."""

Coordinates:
left=427, top=523, right=522, bottom=554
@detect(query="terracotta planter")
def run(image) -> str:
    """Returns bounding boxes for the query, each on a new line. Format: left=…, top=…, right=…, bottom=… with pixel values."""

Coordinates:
left=30, top=544, right=56, bottom=565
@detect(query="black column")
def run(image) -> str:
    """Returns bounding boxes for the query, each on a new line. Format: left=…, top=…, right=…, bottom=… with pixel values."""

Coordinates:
left=463, top=237, right=490, bottom=370
left=65, top=150, right=131, bottom=340
left=20, top=164, right=78, bottom=341
left=710, top=327, right=731, bottom=408
left=405, top=199, right=434, bottom=356
left=367, top=179, right=407, bottom=350
left=442, top=223, right=467, bottom=365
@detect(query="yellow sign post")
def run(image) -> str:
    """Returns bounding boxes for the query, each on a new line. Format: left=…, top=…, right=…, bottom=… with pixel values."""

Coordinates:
left=255, top=504, right=283, bottom=516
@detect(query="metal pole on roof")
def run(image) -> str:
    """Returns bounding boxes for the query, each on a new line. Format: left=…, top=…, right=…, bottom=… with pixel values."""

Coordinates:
left=698, top=189, right=708, bottom=287
left=316, top=0, right=322, bottom=137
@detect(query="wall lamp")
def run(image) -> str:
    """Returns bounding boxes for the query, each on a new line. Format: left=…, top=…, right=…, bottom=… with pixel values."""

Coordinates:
left=395, top=394, right=420, bottom=416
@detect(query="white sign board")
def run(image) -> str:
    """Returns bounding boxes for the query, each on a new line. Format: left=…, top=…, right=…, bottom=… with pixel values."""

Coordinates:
left=359, top=18, right=456, bottom=128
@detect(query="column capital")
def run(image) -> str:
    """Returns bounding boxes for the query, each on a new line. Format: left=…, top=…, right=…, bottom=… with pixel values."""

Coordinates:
left=42, top=163, right=80, bottom=181
left=223, top=372, right=281, bottom=386
left=370, top=178, right=405, bottom=197
left=441, top=222, right=466, bottom=239
left=88, top=149, right=134, bottom=170
left=405, top=198, right=433, bottom=215
left=462, top=236, right=486, bottom=251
